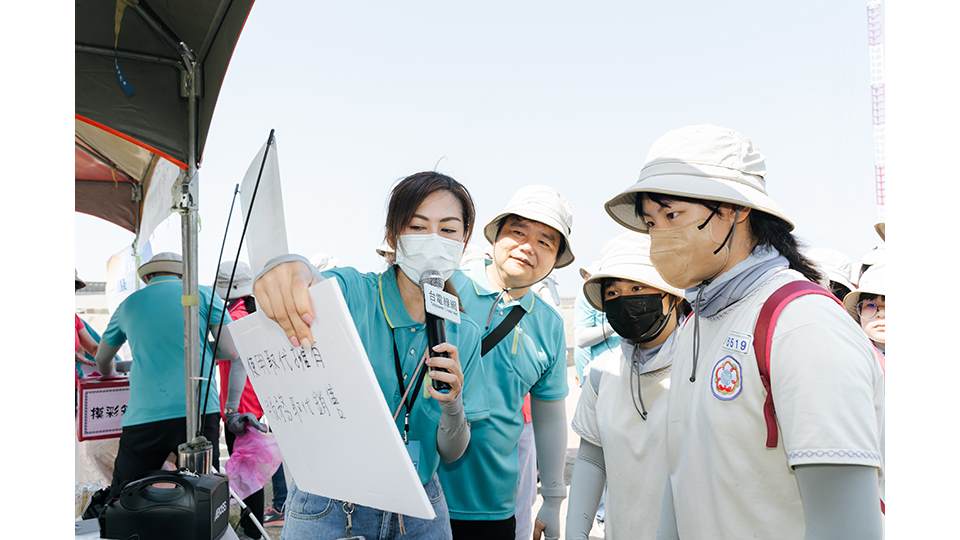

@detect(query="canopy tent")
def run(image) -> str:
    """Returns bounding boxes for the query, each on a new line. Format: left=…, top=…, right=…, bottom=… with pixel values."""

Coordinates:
left=76, top=0, right=253, bottom=168
left=75, top=0, right=256, bottom=445
left=75, top=118, right=160, bottom=234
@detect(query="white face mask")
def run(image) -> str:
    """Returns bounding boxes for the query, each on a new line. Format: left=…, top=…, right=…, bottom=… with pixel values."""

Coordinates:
left=395, top=233, right=465, bottom=284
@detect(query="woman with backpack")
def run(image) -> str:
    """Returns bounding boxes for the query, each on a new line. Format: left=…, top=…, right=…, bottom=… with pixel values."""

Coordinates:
left=603, top=124, right=885, bottom=539
left=566, top=232, right=687, bottom=539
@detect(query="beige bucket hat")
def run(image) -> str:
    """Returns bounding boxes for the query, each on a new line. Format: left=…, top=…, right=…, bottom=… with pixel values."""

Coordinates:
left=875, top=206, right=886, bottom=241
left=605, top=124, right=794, bottom=233
left=137, top=252, right=184, bottom=283
left=483, top=185, right=575, bottom=268
left=803, top=247, right=856, bottom=292
left=215, top=261, right=253, bottom=301
left=843, top=263, right=886, bottom=317
left=582, top=232, right=684, bottom=311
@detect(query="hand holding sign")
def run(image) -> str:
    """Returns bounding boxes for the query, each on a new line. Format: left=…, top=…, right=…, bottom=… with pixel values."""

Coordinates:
left=226, top=278, right=435, bottom=520
left=253, top=260, right=317, bottom=348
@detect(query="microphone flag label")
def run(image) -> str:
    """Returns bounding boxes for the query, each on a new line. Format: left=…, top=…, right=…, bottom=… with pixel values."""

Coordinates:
left=423, top=283, right=461, bottom=324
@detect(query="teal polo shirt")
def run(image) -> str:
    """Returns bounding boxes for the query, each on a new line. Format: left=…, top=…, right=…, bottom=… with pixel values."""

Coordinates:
left=573, top=292, right=620, bottom=381
left=439, top=258, right=569, bottom=520
left=321, top=266, right=489, bottom=485
left=102, top=275, right=231, bottom=427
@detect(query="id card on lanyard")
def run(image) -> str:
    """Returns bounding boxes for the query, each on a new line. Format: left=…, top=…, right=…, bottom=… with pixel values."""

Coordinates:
left=393, top=335, right=429, bottom=470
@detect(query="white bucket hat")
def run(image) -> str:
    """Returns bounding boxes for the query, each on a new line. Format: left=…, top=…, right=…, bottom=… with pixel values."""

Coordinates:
left=483, top=185, right=575, bottom=268
left=582, top=232, right=684, bottom=310
left=578, top=262, right=600, bottom=282
left=215, top=261, right=253, bottom=301
left=803, top=247, right=856, bottom=293
left=137, top=252, right=183, bottom=283
left=605, top=124, right=794, bottom=233
left=857, top=243, right=886, bottom=282
left=843, top=263, right=885, bottom=317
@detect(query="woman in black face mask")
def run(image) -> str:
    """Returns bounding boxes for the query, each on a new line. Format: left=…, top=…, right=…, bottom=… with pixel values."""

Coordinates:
left=566, top=232, right=687, bottom=540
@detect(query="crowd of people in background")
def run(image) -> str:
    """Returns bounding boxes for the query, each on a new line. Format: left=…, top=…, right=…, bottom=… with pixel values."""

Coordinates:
left=76, top=124, right=885, bottom=539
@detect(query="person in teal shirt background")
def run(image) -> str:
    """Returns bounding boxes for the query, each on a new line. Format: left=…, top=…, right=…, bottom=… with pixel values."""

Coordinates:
left=94, top=252, right=252, bottom=500
left=254, top=172, right=487, bottom=540
left=573, top=284, right=620, bottom=385
left=439, top=185, right=575, bottom=540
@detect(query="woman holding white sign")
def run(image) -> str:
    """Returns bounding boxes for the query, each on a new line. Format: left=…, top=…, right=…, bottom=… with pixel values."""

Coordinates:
left=256, top=172, right=488, bottom=540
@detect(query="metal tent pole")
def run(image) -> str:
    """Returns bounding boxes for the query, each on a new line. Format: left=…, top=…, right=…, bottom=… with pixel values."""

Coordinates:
left=176, top=43, right=210, bottom=473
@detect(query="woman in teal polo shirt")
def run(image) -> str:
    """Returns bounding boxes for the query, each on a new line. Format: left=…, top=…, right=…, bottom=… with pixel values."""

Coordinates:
left=256, top=172, right=488, bottom=540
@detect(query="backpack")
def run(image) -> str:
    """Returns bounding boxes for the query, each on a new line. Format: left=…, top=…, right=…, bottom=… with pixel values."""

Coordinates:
left=754, top=280, right=885, bottom=514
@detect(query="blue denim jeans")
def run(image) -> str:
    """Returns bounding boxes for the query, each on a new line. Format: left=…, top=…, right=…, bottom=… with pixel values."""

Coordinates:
left=281, top=474, right=451, bottom=540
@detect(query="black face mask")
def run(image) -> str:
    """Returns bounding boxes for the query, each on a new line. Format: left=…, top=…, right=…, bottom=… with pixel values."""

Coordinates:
left=604, top=293, right=674, bottom=343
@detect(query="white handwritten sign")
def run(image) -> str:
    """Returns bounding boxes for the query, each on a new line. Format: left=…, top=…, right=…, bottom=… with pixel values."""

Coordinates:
left=77, top=378, right=130, bottom=441
left=225, top=278, right=435, bottom=520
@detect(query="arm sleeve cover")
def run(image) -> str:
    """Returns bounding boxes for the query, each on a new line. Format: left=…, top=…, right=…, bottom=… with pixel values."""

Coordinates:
left=795, top=464, right=882, bottom=540
left=575, top=322, right=615, bottom=349
left=565, top=439, right=606, bottom=540
left=436, top=394, right=470, bottom=463
left=95, top=340, right=122, bottom=376
left=532, top=398, right=568, bottom=500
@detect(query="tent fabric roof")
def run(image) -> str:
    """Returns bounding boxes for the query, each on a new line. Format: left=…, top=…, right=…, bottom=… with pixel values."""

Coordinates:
left=75, top=0, right=255, bottom=233
left=75, top=0, right=254, bottom=168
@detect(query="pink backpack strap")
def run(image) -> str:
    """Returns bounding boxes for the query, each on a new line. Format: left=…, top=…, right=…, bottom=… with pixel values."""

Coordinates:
left=753, top=281, right=842, bottom=448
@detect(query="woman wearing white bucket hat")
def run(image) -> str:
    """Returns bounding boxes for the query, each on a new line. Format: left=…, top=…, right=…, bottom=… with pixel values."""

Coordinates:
left=844, top=264, right=886, bottom=354
left=605, top=125, right=885, bottom=539
left=438, top=184, right=574, bottom=540
left=214, top=261, right=269, bottom=538
left=802, top=247, right=857, bottom=301
left=566, top=232, right=687, bottom=540
left=248, top=172, right=489, bottom=540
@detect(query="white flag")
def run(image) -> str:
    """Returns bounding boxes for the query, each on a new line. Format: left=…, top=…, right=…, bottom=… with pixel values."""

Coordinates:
left=105, top=239, right=153, bottom=313
left=240, top=133, right=288, bottom=274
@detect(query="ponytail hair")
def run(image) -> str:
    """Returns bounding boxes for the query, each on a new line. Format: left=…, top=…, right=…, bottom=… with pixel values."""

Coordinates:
left=748, top=211, right=822, bottom=283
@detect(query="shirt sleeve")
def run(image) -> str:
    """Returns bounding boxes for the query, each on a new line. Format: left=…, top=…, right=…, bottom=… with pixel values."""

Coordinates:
left=571, top=371, right=602, bottom=446
left=531, top=321, right=570, bottom=401
left=770, top=295, right=884, bottom=468
left=102, top=308, right=127, bottom=348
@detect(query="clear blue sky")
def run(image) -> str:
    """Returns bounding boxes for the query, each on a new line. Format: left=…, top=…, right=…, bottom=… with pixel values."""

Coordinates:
left=75, top=0, right=882, bottom=297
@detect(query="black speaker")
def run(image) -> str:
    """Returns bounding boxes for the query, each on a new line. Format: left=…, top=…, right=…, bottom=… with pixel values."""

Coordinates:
left=100, top=471, right=230, bottom=540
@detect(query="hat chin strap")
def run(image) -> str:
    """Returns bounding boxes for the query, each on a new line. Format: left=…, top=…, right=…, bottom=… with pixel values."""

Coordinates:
left=482, top=248, right=555, bottom=329
left=490, top=246, right=555, bottom=297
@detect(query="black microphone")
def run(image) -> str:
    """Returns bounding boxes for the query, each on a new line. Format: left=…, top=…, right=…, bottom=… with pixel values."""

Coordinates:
left=420, top=270, right=452, bottom=393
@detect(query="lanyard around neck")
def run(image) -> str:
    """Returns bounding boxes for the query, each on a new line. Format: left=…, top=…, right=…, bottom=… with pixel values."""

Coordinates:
left=392, top=334, right=429, bottom=443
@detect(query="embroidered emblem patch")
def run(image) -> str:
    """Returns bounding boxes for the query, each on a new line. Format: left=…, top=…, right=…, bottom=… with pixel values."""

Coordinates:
left=711, top=355, right=743, bottom=401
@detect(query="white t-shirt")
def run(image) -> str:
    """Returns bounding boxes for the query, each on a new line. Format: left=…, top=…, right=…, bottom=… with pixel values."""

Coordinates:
left=572, top=344, right=672, bottom=540
left=665, top=269, right=885, bottom=540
